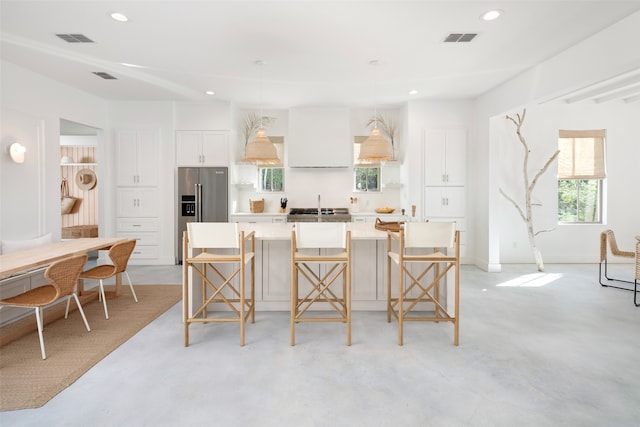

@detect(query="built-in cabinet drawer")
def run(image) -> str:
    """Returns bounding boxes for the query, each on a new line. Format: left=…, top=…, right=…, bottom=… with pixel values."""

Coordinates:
left=116, top=218, right=160, bottom=260
left=229, top=215, right=286, bottom=223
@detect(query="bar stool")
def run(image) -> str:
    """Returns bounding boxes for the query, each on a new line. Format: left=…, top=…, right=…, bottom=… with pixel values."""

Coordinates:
left=290, top=222, right=352, bottom=346
left=183, top=222, right=255, bottom=346
left=387, top=221, right=460, bottom=345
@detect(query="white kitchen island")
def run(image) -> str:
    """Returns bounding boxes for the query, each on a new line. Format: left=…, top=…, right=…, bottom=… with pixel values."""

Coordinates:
left=185, top=222, right=451, bottom=313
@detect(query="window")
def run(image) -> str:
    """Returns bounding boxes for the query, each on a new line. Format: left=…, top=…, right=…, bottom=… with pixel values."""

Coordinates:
left=557, top=130, right=605, bottom=223
left=353, top=136, right=380, bottom=192
left=258, top=136, right=284, bottom=192
left=258, top=167, right=283, bottom=191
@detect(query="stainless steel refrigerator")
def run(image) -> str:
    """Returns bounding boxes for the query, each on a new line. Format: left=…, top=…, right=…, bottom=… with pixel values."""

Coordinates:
left=177, top=167, right=228, bottom=263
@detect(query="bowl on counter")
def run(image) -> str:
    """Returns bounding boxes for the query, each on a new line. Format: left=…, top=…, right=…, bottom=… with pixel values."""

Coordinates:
left=375, top=207, right=395, bottom=214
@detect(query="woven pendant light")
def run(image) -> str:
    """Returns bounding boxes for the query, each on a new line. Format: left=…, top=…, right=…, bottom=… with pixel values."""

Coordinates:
left=242, top=60, right=279, bottom=165
left=244, top=127, right=279, bottom=165
left=359, top=126, right=393, bottom=161
left=358, top=60, right=393, bottom=162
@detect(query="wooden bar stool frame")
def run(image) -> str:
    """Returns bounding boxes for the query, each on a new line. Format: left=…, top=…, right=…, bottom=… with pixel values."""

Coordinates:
left=290, top=223, right=352, bottom=346
left=183, top=223, right=255, bottom=346
left=386, top=222, right=460, bottom=346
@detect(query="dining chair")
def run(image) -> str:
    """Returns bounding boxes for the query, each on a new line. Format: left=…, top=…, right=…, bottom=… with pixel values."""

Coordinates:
left=634, top=240, right=639, bottom=307
left=386, top=221, right=460, bottom=345
left=0, top=254, right=90, bottom=359
left=78, top=239, right=138, bottom=319
left=599, top=229, right=635, bottom=291
left=290, top=222, right=352, bottom=346
left=183, top=222, right=255, bottom=346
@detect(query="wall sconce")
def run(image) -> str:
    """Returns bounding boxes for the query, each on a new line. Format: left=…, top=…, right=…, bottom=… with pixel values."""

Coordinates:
left=8, top=143, right=26, bottom=164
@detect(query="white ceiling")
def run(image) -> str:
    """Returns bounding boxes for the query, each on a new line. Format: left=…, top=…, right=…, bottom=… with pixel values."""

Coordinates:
left=2, top=1, right=640, bottom=109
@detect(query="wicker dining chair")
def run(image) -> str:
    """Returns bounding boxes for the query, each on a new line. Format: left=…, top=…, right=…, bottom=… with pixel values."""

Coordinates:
left=634, top=240, right=639, bottom=307
left=78, top=239, right=138, bottom=319
left=0, top=254, right=91, bottom=360
left=599, top=229, right=634, bottom=291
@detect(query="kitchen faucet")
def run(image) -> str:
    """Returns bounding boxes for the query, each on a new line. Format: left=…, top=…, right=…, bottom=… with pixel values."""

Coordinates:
left=317, top=194, right=321, bottom=222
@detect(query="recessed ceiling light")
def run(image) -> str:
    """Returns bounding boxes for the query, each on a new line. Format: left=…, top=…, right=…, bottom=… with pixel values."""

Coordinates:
left=205, top=91, right=215, bottom=96
left=409, top=90, right=418, bottom=95
left=110, top=12, right=128, bottom=22
left=481, top=9, right=502, bottom=21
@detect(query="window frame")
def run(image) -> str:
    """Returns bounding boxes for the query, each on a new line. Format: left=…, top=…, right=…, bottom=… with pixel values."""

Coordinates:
left=353, top=136, right=380, bottom=192
left=257, top=136, right=285, bottom=193
left=257, top=166, right=284, bottom=192
left=557, top=130, right=606, bottom=224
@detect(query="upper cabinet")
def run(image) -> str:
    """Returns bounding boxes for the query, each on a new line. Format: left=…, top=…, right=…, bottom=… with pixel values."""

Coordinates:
left=288, top=107, right=350, bottom=167
left=176, top=130, right=229, bottom=166
left=116, top=130, right=158, bottom=187
left=424, top=129, right=466, bottom=186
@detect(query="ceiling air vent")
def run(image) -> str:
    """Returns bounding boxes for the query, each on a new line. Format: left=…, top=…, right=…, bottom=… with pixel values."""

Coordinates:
left=92, top=72, right=117, bottom=80
left=444, top=33, right=477, bottom=43
left=56, top=34, right=94, bottom=43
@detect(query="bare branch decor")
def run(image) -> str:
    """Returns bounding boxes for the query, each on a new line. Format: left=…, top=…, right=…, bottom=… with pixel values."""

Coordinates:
left=500, top=108, right=560, bottom=272
left=366, top=113, right=398, bottom=159
left=241, top=112, right=262, bottom=147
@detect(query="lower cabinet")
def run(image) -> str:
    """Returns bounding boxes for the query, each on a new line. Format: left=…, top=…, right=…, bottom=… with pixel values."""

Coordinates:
left=116, top=218, right=160, bottom=260
left=261, top=240, right=291, bottom=301
left=351, top=240, right=378, bottom=300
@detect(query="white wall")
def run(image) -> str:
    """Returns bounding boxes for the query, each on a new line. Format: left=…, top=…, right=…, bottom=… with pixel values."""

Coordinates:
left=473, top=11, right=640, bottom=270
left=497, top=103, right=640, bottom=263
left=0, top=60, right=108, bottom=241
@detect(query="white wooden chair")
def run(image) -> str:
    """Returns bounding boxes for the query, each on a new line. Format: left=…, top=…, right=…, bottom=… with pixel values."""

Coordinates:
left=290, top=222, right=352, bottom=346
left=182, top=222, right=255, bottom=346
left=386, top=222, right=460, bottom=345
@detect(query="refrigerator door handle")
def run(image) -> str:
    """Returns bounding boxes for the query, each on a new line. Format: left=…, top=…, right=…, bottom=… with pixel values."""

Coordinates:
left=195, top=183, right=202, bottom=222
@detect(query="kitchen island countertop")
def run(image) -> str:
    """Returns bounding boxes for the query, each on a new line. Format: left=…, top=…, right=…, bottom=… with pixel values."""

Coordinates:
left=234, top=222, right=388, bottom=241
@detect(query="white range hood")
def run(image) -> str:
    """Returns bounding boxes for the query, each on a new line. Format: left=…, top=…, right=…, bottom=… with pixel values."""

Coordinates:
left=288, top=107, right=350, bottom=168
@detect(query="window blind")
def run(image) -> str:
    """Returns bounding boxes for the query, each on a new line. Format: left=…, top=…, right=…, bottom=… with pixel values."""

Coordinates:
left=558, top=129, right=606, bottom=179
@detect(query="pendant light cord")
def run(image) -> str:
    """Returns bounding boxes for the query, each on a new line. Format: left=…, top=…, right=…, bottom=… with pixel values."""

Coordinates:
left=257, top=60, right=265, bottom=128
left=371, top=60, right=379, bottom=128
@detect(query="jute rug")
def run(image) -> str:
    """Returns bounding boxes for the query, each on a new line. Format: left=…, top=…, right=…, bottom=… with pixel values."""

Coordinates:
left=0, top=285, right=181, bottom=411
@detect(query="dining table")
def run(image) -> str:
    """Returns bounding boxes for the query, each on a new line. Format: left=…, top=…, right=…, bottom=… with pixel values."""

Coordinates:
left=0, top=237, right=128, bottom=345
left=0, top=237, right=128, bottom=295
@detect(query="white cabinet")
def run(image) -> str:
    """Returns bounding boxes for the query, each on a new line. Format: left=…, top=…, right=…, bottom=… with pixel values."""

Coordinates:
left=116, top=130, right=157, bottom=186
left=261, top=240, right=290, bottom=301
left=351, top=240, right=377, bottom=300
left=176, top=131, right=229, bottom=166
left=352, top=214, right=405, bottom=223
left=229, top=215, right=286, bottom=223
left=424, top=129, right=466, bottom=186
left=116, top=218, right=160, bottom=259
left=117, top=189, right=158, bottom=217
left=423, top=127, right=467, bottom=262
left=424, top=187, right=465, bottom=218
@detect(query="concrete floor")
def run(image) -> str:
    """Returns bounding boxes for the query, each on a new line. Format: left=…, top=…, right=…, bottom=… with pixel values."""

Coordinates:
left=1, top=263, right=638, bottom=426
